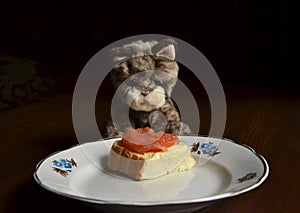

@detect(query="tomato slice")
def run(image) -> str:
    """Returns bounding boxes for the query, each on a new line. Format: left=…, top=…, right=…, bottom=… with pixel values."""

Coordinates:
left=120, top=127, right=179, bottom=154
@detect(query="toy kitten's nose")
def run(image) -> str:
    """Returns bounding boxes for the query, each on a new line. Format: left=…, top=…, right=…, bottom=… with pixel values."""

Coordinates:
left=141, top=90, right=150, bottom=96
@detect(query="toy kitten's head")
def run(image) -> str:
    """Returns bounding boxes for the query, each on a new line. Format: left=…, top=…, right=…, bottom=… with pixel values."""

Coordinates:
left=110, top=39, right=178, bottom=111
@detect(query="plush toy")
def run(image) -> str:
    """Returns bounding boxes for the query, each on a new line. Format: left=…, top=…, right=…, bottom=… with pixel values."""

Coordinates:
left=105, top=39, right=191, bottom=138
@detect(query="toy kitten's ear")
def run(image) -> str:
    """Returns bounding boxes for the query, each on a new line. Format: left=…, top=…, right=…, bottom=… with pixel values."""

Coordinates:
left=152, top=38, right=177, bottom=60
left=156, top=45, right=175, bottom=60
left=109, top=47, right=130, bottom=63
left=112, top=55, right=127, bottom=63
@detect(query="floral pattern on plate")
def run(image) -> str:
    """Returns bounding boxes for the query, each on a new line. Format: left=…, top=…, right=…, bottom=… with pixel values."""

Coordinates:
left=52, top=158, right=77, bottom=177
left=237, top=172, right=257, bottom=183
left=191, top=140, right=221, bottom=166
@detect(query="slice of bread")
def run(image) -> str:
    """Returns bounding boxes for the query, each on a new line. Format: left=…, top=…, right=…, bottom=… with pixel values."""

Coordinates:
left=107, top=140, right=196, bottom=180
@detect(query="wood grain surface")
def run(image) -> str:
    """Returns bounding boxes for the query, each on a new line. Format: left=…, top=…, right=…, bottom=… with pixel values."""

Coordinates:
left=0, top=88, right=299, bottom=213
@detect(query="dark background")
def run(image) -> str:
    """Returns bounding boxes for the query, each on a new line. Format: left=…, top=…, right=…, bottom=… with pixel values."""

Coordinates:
left=1, top=0, right=298, bottom=93
left=1, top=1, right=299, bottom=212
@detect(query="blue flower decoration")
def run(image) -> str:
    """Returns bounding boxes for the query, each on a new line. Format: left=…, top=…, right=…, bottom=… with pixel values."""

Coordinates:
left=53, top=159, right=73, bottom=170
left=199, top=141, right=219, bottom=156
left=52, top=158, right=78, bottom=177
left=201, top=143, right=210, bottom=149
left=53, top=160, right=62, bottom=168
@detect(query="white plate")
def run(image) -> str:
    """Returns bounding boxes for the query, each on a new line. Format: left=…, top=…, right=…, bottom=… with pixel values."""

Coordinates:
left=34, top=136, right=269, bottom=212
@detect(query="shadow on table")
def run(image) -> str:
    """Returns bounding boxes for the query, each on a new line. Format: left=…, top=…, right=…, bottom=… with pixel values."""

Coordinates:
left=6, top=178, right=219, bottom=213
left=5, top=178, right=99, bottom=213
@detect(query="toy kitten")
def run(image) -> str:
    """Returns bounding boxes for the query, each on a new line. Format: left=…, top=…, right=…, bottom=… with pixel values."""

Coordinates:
left=105, top=38, right=191, bottom=138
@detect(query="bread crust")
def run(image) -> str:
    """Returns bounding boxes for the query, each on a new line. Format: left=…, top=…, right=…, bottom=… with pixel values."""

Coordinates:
left=111, top=140, right=160, bottom=160
left=108, top=140, right=196, bottom=180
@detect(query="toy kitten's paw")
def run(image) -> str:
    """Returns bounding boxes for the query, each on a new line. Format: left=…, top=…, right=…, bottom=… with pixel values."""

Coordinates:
left=179, top=122, right=192, bottom=135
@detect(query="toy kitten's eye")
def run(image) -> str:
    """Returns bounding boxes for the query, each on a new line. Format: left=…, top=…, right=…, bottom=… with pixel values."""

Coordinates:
left=154, top=80, right=162, bottom=86
left=129, top=79, right=137, bottom=85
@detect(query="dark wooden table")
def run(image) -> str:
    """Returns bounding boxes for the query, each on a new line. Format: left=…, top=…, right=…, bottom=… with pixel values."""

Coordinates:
left=1, top=87, right=299, bottom=213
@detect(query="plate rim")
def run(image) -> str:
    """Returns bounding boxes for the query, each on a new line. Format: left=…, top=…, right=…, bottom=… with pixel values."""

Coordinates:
left=33, top=136, right=269, bottom=206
